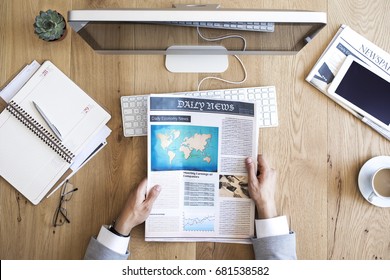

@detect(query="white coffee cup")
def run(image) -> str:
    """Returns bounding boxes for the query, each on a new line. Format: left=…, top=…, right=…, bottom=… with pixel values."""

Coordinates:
left=368, top=167, right=390, bottom=202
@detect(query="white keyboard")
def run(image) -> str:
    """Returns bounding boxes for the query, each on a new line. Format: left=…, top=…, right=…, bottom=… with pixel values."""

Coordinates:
left=120, top=86, right=278, bottom=137
left=163, top=21, right=275, bottom=32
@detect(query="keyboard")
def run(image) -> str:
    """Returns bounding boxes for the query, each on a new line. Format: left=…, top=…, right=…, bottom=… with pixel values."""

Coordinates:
left=151, top=21, right=275, bottom=32
left=120, top=86, right=278, bottom=137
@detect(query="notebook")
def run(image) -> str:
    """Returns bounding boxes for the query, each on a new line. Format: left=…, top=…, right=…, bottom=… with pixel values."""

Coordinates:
left=0, top=61, right=111, bottom=205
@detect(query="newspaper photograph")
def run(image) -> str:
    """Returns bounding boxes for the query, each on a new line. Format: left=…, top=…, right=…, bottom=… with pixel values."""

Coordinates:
left=146, top=94, right=258, bottom=244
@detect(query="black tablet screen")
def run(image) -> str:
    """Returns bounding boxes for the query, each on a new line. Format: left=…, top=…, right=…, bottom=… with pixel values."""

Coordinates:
left=334, top=61, right=390, bottom=125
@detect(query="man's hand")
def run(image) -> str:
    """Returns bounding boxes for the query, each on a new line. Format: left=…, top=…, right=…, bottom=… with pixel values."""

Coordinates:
left=113, top=178, right=161, bottom=236
left=245, top=155, right=277, bottom=219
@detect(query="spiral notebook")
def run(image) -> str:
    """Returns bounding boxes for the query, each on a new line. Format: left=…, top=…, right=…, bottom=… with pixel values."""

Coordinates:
left=0, top=61, right=111, bottom=205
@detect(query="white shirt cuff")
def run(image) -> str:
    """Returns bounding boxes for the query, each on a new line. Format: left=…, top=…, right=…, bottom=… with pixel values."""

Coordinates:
left=255, top=215, right=289, bottom=238
left=96, top=225, right=130, bottom=254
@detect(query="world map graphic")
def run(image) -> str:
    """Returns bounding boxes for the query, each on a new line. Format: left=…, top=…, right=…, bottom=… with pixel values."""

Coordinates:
left=151, top=125, right=218, bottom=172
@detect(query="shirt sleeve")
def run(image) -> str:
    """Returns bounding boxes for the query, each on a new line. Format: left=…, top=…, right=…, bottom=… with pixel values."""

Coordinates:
left=94, top=217, right=288, bottom=254
left=255, top=216, right=289, bottom=238
left=96, top=225, right=130, bottom=254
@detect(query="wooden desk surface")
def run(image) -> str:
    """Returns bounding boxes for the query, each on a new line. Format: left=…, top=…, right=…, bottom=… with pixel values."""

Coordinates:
left=1, top=0, right=389, bottom=260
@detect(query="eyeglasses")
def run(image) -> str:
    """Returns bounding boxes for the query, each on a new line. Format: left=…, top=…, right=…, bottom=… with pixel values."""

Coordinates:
left=52, top=180, right=78, bottom=227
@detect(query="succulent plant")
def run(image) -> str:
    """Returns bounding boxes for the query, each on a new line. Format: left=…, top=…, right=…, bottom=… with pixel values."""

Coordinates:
left=34, top=10, right=66, bottom=41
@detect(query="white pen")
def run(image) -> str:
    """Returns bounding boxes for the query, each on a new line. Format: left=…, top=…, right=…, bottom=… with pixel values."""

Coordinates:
left=335, top=101, right=390, bottom=141
left=360, top=116, right=390, bottom=141
left=32, top=101, right=63, bottom=141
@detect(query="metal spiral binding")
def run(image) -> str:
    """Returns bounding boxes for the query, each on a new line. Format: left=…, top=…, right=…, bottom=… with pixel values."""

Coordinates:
left=6, top=101, right=75, bottom=163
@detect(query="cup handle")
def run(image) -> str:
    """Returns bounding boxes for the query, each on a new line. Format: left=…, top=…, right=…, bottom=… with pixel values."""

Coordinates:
left=368, top=191, right=376, bottom=202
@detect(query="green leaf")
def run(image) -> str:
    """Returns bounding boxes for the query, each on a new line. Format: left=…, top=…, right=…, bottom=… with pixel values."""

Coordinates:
left=57, top=22, right=65, bottom=29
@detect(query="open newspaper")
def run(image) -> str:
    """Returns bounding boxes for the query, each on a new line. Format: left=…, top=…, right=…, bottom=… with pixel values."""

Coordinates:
left=146, top=94, right=258, bottom=244
left=306, top=24, right=390, bottom=139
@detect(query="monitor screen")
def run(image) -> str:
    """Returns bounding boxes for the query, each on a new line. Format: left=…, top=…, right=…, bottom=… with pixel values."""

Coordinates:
left=68, top=7, right=326, bottom=54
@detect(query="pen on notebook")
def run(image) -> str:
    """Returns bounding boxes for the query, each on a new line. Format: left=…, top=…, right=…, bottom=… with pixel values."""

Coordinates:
left=32, top=101, right=63, bottom=141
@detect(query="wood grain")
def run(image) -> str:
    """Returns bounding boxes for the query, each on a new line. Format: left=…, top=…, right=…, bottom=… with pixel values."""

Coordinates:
left=327, top=0, right=390, bottom=260
left=0, top=0, right=389, bottom=260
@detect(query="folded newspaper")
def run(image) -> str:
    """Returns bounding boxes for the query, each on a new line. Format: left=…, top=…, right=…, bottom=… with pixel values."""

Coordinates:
left=306, top=24, right=390, bottom=139
left=146, top=94, right=258, bottom=243
left=306, top=24, right=390, bottom=93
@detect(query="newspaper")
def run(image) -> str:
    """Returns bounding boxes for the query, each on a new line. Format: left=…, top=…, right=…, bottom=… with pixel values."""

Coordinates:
left=146, top=94, right=258, bottom=244
left=306, top=25, right=390, bottom=93
left=306, top=24, right=390, bottom=139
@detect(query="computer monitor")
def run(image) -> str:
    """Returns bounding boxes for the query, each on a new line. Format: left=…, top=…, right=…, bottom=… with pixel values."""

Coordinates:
left=68, top=5, right=326, bottom=72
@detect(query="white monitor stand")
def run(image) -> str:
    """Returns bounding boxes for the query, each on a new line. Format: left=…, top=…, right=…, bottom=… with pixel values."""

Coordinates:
left=165, top=45, right=229, bottom=73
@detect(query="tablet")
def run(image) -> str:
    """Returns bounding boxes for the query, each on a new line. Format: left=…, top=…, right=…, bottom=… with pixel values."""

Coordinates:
left=327, top=55, right=390, bottom=131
